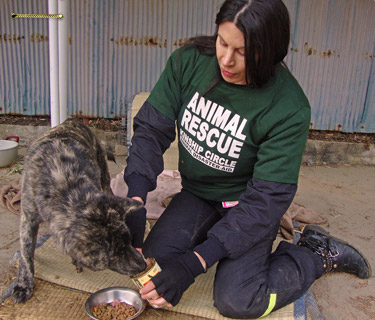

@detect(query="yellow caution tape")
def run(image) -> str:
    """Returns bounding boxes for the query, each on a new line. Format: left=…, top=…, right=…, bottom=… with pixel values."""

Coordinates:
left=12, top=13, right=63, bottom=19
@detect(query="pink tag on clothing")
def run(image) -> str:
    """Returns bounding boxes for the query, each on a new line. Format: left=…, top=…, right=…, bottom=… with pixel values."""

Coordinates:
left=222, top=201, right=239, bottom=208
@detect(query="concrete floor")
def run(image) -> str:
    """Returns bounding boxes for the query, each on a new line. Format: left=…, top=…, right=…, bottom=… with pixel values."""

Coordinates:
left=0, top=146, right=374, bottom=319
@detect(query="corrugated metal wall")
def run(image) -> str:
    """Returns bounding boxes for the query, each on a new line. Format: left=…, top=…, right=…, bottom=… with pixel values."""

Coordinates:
left=68, top=0, right=221, bottom=118
left=284, top=0, right=375, bottom=133
left=1, top=0, right=374, bottom=132
left=0, top=0, right=50, bottom=115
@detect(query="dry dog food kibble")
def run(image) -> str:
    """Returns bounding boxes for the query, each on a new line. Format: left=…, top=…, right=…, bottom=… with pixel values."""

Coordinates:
left=92, top=299, right=136, bottom=320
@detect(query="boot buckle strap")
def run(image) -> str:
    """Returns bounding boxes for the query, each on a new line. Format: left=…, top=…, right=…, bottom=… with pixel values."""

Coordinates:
left=329, top=248, right=339, bottom=258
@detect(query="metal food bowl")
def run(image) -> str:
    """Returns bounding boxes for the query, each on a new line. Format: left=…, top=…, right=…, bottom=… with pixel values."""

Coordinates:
left=85, top=286, right=146, bottom=320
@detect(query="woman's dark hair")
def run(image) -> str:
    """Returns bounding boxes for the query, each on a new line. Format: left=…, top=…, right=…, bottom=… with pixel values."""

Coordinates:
left=184, top=0, right=290, bottom=88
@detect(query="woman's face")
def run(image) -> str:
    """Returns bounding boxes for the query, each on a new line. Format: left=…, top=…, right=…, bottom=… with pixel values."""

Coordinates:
left=216, top=21, right=247, bottom=85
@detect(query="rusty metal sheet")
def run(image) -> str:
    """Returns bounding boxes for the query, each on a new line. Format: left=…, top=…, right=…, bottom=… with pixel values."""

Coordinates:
left=284, top=0, right=375, bottom=132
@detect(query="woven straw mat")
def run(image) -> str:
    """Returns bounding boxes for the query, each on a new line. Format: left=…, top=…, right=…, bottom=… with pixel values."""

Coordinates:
left=21, top=237, right=295, bottom=320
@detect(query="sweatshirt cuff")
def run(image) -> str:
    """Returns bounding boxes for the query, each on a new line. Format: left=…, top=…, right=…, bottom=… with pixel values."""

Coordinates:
left=194, top=236, right=228, bottom=268
left=124, top=174, right=153, bottom=204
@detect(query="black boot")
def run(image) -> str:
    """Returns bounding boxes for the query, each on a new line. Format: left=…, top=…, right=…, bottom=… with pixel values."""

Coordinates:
left=297, top=225, right=372, bottom=279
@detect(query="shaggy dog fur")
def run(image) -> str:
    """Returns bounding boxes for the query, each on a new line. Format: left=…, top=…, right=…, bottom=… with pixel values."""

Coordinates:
left=12, top=118, right=146, bottom=303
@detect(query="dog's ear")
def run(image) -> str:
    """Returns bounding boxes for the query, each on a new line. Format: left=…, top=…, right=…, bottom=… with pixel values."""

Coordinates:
left=118, top=197, right=143, bottom=216
left=105, top=196, right=143, bottom=219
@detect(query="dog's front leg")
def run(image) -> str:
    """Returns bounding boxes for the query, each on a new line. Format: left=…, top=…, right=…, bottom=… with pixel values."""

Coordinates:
left=12, top=211, right=40, bottom=303
left=95, top=141, right=114, bottom=195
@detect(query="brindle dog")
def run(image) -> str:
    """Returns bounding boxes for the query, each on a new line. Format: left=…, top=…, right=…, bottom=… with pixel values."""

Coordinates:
left=12, top=118, right=146, bottom=303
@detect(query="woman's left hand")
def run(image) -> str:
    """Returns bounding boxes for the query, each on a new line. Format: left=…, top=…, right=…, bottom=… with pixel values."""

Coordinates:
left=140, top=280, right=172, bottom=308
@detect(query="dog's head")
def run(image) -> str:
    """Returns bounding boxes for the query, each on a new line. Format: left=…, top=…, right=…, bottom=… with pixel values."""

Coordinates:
left=67, top=195, right=146, bottom=276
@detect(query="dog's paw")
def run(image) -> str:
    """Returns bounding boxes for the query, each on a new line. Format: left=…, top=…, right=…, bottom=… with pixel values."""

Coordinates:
left=12, top=284, right=33, bottom=303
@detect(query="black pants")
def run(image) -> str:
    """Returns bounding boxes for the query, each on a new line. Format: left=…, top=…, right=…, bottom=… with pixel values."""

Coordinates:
left=143, top=189, right=324, bottom=318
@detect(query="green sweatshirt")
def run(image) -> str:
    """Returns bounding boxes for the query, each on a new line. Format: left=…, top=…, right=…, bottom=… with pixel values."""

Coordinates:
left=148, top=46, right=310, bottom=201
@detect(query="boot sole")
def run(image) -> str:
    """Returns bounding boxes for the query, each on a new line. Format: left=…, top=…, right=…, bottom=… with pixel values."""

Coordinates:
left=303, top=225, right=372, bottom=279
